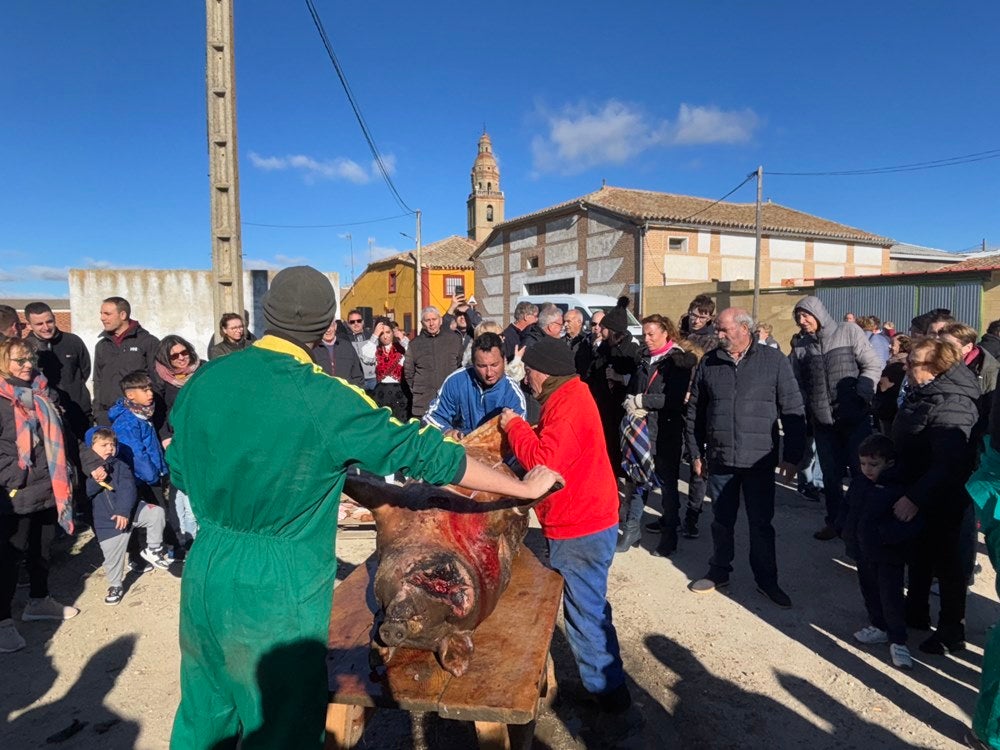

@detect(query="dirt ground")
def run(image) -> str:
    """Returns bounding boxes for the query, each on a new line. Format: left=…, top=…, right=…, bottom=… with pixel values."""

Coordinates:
left=2, top=472, right=996, bottom=749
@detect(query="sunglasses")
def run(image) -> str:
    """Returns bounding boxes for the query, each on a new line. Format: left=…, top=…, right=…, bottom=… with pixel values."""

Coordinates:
left=169, top=350, right=192, bottom=361
left=348, top=319, right=363, bottom=324
left=11, top=356, right=36, bottom=366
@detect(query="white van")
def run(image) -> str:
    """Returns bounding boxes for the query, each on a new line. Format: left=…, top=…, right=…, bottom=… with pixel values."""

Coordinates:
left=515, top=294, right=642, bottom=338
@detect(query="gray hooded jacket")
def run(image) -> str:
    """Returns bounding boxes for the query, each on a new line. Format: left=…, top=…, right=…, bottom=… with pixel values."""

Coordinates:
left=790, top=296, right=883, bottom=426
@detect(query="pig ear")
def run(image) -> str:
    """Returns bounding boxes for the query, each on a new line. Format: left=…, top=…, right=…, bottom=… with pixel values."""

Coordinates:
left=437, top=630, right=475, bottom=678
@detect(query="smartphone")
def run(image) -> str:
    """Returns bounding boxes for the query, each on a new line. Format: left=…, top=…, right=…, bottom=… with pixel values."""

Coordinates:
left=455, top=285, right=465, bottom=297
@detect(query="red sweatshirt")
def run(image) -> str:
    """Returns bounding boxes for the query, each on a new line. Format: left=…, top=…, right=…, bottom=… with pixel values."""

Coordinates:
left=506, top=376, right=619, bottom=540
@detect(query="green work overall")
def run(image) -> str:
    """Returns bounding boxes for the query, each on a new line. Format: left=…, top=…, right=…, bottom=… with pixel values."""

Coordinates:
left=969, top=439, right=1000, bottom=748
left=167, top=336, right=464, bottom=749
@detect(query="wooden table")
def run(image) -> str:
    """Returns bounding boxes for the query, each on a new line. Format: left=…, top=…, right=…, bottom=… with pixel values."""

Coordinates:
left=326, top=548, right=563, bottom=749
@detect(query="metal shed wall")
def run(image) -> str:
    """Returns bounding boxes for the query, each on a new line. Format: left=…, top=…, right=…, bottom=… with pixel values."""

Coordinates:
left=815, top=277, right=982, bottom=330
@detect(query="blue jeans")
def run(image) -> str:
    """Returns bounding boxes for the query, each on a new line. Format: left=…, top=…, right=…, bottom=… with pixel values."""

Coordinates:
left=547, top=525, right=625, bottom=696
left=707, top=465, right=779, bottom=587
left=814, top=419, right=870, bottom=526
left=796, top=437, right=824, bottom=491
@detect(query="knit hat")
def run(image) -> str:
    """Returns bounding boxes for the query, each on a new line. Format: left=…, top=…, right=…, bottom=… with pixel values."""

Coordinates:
left=522, top=337, right=575, bottom=376
left=601, top=307, right=628, bottom=334
left=262, top=266, right=337, bottom=344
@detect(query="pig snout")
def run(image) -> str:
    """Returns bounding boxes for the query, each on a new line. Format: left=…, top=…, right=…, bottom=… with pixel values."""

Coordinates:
left=379, top=619, right=415, bottom=647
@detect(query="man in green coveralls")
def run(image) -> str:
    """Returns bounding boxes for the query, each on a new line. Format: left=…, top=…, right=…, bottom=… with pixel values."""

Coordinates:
left=167, top=266, right=560, bottom=749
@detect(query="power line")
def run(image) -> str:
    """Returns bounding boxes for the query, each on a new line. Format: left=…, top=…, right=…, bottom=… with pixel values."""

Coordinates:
left=303, top=0, right=414, bottom=214
left=769, top=148, right=1000, bottom=176
left=243, top=212, right=411, bottom=229
left=677, top=171, right=757, bottom=222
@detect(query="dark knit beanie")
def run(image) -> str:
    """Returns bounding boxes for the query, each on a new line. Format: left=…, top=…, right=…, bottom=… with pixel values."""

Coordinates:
left=522, top=337, right=575, bottom=376
left=602, top=307, right=628, bottom=334
left=262, top=266, right=337, bottom=344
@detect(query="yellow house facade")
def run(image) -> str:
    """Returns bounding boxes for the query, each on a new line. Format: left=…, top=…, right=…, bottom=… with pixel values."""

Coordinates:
left=340, top=235, right=476, bottom=336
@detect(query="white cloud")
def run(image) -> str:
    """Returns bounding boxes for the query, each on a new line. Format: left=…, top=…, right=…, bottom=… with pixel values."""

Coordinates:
left=0, top=271, right=16, bottom=282
left=672, top=104, right=760, bottom=146
left=21, top=265, right=70, bottom=282
left=531, top=100, right=760, bottom=175
left=274, top=254, right=308, bottom=266
left=248, top=151, right=395, bottom=185
left=82, top=257, right=116, bottom=269
left=243, top=257, right=282, bottom=271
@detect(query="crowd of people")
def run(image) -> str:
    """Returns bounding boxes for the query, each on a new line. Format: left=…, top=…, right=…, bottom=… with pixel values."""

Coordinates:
left=2, top=283, right=1000, bottom=747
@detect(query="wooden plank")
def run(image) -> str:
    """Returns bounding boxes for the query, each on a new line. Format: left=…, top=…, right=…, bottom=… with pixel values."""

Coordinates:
left=437, top=549, right=563, bottom=725
left=323, top=703, right=367, bottom=750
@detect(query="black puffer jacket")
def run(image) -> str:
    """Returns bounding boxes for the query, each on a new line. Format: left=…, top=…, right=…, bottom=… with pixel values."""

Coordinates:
left=0, top=377, right=57, bottom=516
left=630, top=344, right=696, bottom=459
left=686, top=343, right=806, bottom=470
left=93, top=321, right=159, bottom=424
left=403, top=329, right=464, bottom=417
left=790, top=296, right=883, bottom=426
left=892, top=362, right=980, bottom=516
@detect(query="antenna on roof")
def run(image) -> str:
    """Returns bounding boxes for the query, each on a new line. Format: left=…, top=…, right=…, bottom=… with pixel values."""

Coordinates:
left=482, top=122, right=486, bottom=135
left=602, top=178, right=606, bottom=187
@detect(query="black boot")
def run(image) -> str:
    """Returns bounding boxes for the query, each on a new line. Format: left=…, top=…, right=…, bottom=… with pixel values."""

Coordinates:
left=681, top=508, right=700, bottom=539
left=652, top=488, right=678, bottom=556
left=616, top=521, right=641, bottom=553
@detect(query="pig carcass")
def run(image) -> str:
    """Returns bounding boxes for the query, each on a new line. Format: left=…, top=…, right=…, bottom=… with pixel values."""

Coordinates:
left=342, top=417, right=534, bottom=677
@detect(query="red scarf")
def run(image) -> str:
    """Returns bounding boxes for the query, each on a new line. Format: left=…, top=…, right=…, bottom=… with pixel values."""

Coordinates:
left=0, top=375, right=73, bottom=533
left=375, top=342, right=405, bottom=381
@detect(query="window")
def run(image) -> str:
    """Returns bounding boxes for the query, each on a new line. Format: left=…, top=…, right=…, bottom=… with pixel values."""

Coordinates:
left=444, top=276, right=464, bottom=298
left=387, top=271, right=397, bottom=293
left=668, top=237, right=688, bottom=252
left=527, top=256, right=539, bottom=269
left=486, top=205, right=493, bottom=222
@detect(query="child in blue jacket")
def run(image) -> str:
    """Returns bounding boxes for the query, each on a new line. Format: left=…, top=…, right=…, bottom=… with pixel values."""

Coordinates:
left=108, top=371, right=168, bottom=490
left=83, top=427, right=170, bottom=605
left=838, top=433, right=921, bottom=670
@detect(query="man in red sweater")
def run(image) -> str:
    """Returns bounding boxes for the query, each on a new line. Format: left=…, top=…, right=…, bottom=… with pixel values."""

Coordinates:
left=499, top=337, right=632, bottom=725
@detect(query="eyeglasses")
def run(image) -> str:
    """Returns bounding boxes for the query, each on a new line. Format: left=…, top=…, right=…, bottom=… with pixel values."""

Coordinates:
left=348, top=318, right=363, bottom=324
left=11, top=356, right=36, bottom=366
left=169, top=350, right=191, bottom=361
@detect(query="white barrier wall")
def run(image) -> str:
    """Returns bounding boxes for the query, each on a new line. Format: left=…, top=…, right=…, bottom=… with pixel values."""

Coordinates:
left=68, top=268, right=340, bottom=380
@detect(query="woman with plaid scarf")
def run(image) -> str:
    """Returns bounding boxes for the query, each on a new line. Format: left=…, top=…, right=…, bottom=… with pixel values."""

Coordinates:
left=0, top=337, right=78, bottom=653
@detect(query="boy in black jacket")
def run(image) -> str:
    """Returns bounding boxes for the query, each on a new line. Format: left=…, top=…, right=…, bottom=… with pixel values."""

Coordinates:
left=838, top=433, right=920, bottom=669
left=82, top=427, right=170, bottom=605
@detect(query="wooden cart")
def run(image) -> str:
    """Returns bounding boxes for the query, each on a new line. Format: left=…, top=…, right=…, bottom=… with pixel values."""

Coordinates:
left=326, top=548, right=563, bottom=749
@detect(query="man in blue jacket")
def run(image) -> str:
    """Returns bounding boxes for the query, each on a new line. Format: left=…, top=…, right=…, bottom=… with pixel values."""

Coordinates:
left=424, top=333, right=526, bottom=438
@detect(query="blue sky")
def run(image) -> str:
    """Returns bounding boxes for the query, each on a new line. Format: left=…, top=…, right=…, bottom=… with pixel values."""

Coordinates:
left=2, top=1, right=998, bottom=298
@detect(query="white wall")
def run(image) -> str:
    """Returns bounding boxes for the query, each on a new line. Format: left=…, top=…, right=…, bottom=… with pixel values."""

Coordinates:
left=69, top=267, right=340, bottom=377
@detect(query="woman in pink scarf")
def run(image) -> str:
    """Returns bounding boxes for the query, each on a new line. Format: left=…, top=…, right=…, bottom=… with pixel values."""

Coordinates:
left=153, top=335, right=201, bottom=552
left=0, top=337, right=78, bottom=653
left=617, top=315, right=698, bottom=556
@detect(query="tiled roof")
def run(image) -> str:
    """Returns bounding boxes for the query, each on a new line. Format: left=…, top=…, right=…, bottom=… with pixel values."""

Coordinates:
left=936, top=252, right=1000, bottom=272
left=373, top=235, right=477, bottom=270
left=477, top=185, right=891, bottom=252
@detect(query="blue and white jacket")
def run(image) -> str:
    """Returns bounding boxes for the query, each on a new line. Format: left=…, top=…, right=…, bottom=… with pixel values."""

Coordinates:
left=423, top=367, right=526, bottom=433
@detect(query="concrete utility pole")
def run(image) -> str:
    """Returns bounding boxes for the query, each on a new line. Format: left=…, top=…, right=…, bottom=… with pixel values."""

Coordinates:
left=206, top=0, right=244, bottom=329
left=752, top=166, right=763, bottom=321
left=415, top=209, right=422, bottom=333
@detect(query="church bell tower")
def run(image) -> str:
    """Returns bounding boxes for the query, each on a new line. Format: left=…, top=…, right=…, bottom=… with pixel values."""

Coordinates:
left=467, top=132, right=504, bottom=243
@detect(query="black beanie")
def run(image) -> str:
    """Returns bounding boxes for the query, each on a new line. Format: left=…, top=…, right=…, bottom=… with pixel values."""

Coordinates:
left=602, top=307, right=628, bottom=334
left=262, top=266, right=337, bottom=344
left=522, top=337, right=575, bottom=376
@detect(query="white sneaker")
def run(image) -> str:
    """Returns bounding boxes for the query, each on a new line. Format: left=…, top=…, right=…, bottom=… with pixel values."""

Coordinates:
left=890, top=643, right=913, bottom=669
left=853, top=625, right=889, bottom=644
left=139, top=546, right=171, bottom=571
left=21, top=596, right=80, bottom=622
left=0, top=618, right=26, bottom=653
